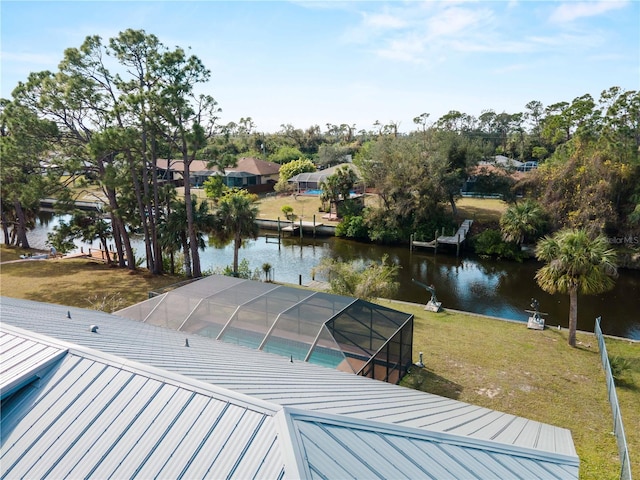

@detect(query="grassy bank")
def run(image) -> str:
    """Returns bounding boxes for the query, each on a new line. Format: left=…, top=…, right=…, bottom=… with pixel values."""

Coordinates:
left=250, top=193, right=508, bottom=226
left=0, top=249, right=180, bottom=311
left=382, top=300, right=638, bottom=480
left=1, top=249, right=637, bottom=479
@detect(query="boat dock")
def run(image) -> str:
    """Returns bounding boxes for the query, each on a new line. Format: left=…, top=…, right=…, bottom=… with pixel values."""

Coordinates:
left=411, top=219, right=473, bottom=256
left=278, top=217, right=324, bottom=239
left=40, top=197, right=104, bottom=212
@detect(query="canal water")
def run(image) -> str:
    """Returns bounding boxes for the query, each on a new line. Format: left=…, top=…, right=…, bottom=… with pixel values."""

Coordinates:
left=20, top=213, right=640, bottom=340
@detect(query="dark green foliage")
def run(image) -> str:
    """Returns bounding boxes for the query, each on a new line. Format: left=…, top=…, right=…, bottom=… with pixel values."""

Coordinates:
left=269, top=145, right=305, bottom=164
left=412, top=208, right=455, bottom=244
left=311, top=254, right=400, bottom=301
left=609, top=355, right=632, bottom=383
left=470, top=169, right=517, bottom=201
left=472, top=229, right=526, bottom=261
left=335, top=215, right=368, bottom=239
left=337, top=197, right=364, bottom=218
left=218, top=258, right=255, bottom=279
left=364, top=208, right=405, bottom=244
left=46, top=221, right=77, bottom=254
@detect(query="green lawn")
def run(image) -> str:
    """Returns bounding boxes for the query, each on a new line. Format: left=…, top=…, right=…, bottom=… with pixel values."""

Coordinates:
left=381, top=300, right=638, bottom=480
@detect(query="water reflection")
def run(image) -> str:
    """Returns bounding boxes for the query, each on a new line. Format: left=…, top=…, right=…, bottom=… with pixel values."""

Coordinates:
left=18, top=213, right=640, bottom=340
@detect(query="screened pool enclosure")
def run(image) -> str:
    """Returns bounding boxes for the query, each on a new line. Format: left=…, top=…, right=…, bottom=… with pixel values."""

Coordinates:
left=116, top=275, right=414, bottom=383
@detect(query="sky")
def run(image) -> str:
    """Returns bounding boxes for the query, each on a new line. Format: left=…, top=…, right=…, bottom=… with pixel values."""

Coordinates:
left=1, top=1, right=638, bottom=133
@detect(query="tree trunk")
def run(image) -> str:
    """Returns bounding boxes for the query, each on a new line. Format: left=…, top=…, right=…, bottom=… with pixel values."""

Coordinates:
left=99, top=235, right=112, bottom=264
left=1, top=209, right=11, bottom=245
left=13, top=199, right=30, bottom=249
left=181, top=233, right=192, bottom=278
left=449, top=194, right=458, bottom=219
left=103, top=185, right=134, bottom=270
left=183, top=155, right=202, bottom=278
left=568, top=285, right=578, bottom=347
left=233, top=230, right=241, bottom=275
left=150, top=153, right=163, bottom=275
left=128, top=156, right=154, bottom=271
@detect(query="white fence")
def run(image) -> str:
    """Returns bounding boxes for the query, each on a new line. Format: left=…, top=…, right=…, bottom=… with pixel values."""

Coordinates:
left=595, top=317, right=632, bottom=480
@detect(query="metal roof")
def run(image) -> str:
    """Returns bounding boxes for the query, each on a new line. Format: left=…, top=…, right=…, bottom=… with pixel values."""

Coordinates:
left=1, top=328, right=285, bottom=479
left=284, top=409, right=578, bottom=479
left=0, top=297, right=579, bottom=478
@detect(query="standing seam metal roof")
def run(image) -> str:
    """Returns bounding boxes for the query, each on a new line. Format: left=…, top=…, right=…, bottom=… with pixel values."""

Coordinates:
left=1, top=297, right=579, bottom=479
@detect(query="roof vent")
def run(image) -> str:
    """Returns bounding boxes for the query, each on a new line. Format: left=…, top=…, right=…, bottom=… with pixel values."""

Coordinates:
left=67, top=311, right=71, bottom=319
left=89, top=325, right=99, bottom=333
left=184, top=338, right=189, bottom=347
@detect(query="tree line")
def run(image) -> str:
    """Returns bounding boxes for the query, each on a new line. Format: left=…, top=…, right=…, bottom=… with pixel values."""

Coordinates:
left=2, top=29, right=639, bottom=288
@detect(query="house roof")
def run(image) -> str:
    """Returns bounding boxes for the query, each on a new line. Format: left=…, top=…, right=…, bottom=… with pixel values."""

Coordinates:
left=155, top=159, right=210, bottom=173
left=156, top=157, right=280, bottom=176
left=0, top=297, right=579, bottom=479
left=288, top=163, right=360, bottom=185
left=469, top=163, right=526, bottom=181
left=229, top=157, right=280, bottom=176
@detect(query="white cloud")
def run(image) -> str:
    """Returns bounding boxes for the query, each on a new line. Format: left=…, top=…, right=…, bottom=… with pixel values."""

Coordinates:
left=363, top=11, right=407, bottom=30
left=376, top=35, right=428, bottom=63
left=549, top=1, right=629, bottom=23
left=425, top=6, right=493, bottom=40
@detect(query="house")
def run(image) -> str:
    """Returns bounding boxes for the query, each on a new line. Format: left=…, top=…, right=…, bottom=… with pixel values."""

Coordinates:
left=156, top=157, right=280, bottom=194
left=1, top=295, right=579, bottom=478
left=462, top=156, right=530, bottom=197
left=287, top=163, right=363, bottom=194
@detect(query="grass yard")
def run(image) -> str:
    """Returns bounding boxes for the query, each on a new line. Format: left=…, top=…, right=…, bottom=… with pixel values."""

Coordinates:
left=256, top=194, right=337, bottom=223
left=455, top=196, right=508, bottom=224
left=380, top=300, right=638, bottom=480
left=0, top=250, right=180, bottom=311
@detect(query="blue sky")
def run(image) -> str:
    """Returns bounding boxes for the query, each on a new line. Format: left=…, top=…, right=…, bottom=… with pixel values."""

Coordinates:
left=1, top=1, right=638, bottom=133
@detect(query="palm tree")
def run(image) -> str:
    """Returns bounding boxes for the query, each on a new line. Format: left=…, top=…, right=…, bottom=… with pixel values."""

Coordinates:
left=535, top=228, right=617, bottom=347
left=500, top=200, right=546, bottom=245
left=212, top=189, right=259, bottom=275
left=262, top=262, right=272, bottom=282
left=311, top=254, right=400, bottom=301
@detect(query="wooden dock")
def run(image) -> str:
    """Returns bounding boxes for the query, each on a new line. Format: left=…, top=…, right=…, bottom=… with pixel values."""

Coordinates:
left=411, top=219, right=473, bottom=256
left=279, top=217, right=324, bottom=238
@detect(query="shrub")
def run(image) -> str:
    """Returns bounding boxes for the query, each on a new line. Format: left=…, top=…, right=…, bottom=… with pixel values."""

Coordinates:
left=472, top=228, right=526, bottom=261
left=281, top=205, right=294, bottom=219
left=335, top=215, right=368, bottom=239
left=609, top=355, right=632, bottom=383
left=213, top=258, right=258, bottom=279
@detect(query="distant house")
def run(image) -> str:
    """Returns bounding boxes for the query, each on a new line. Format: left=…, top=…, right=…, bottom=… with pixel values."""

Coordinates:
left=220, top=157, right=281, bottom=192
left=156, top=157, right=280, bottom=194
left=288, top=163, right=363, bottom=193
left=488, top=155, right=524, bottom=170
left=462, top=156, right=531, bottom=197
